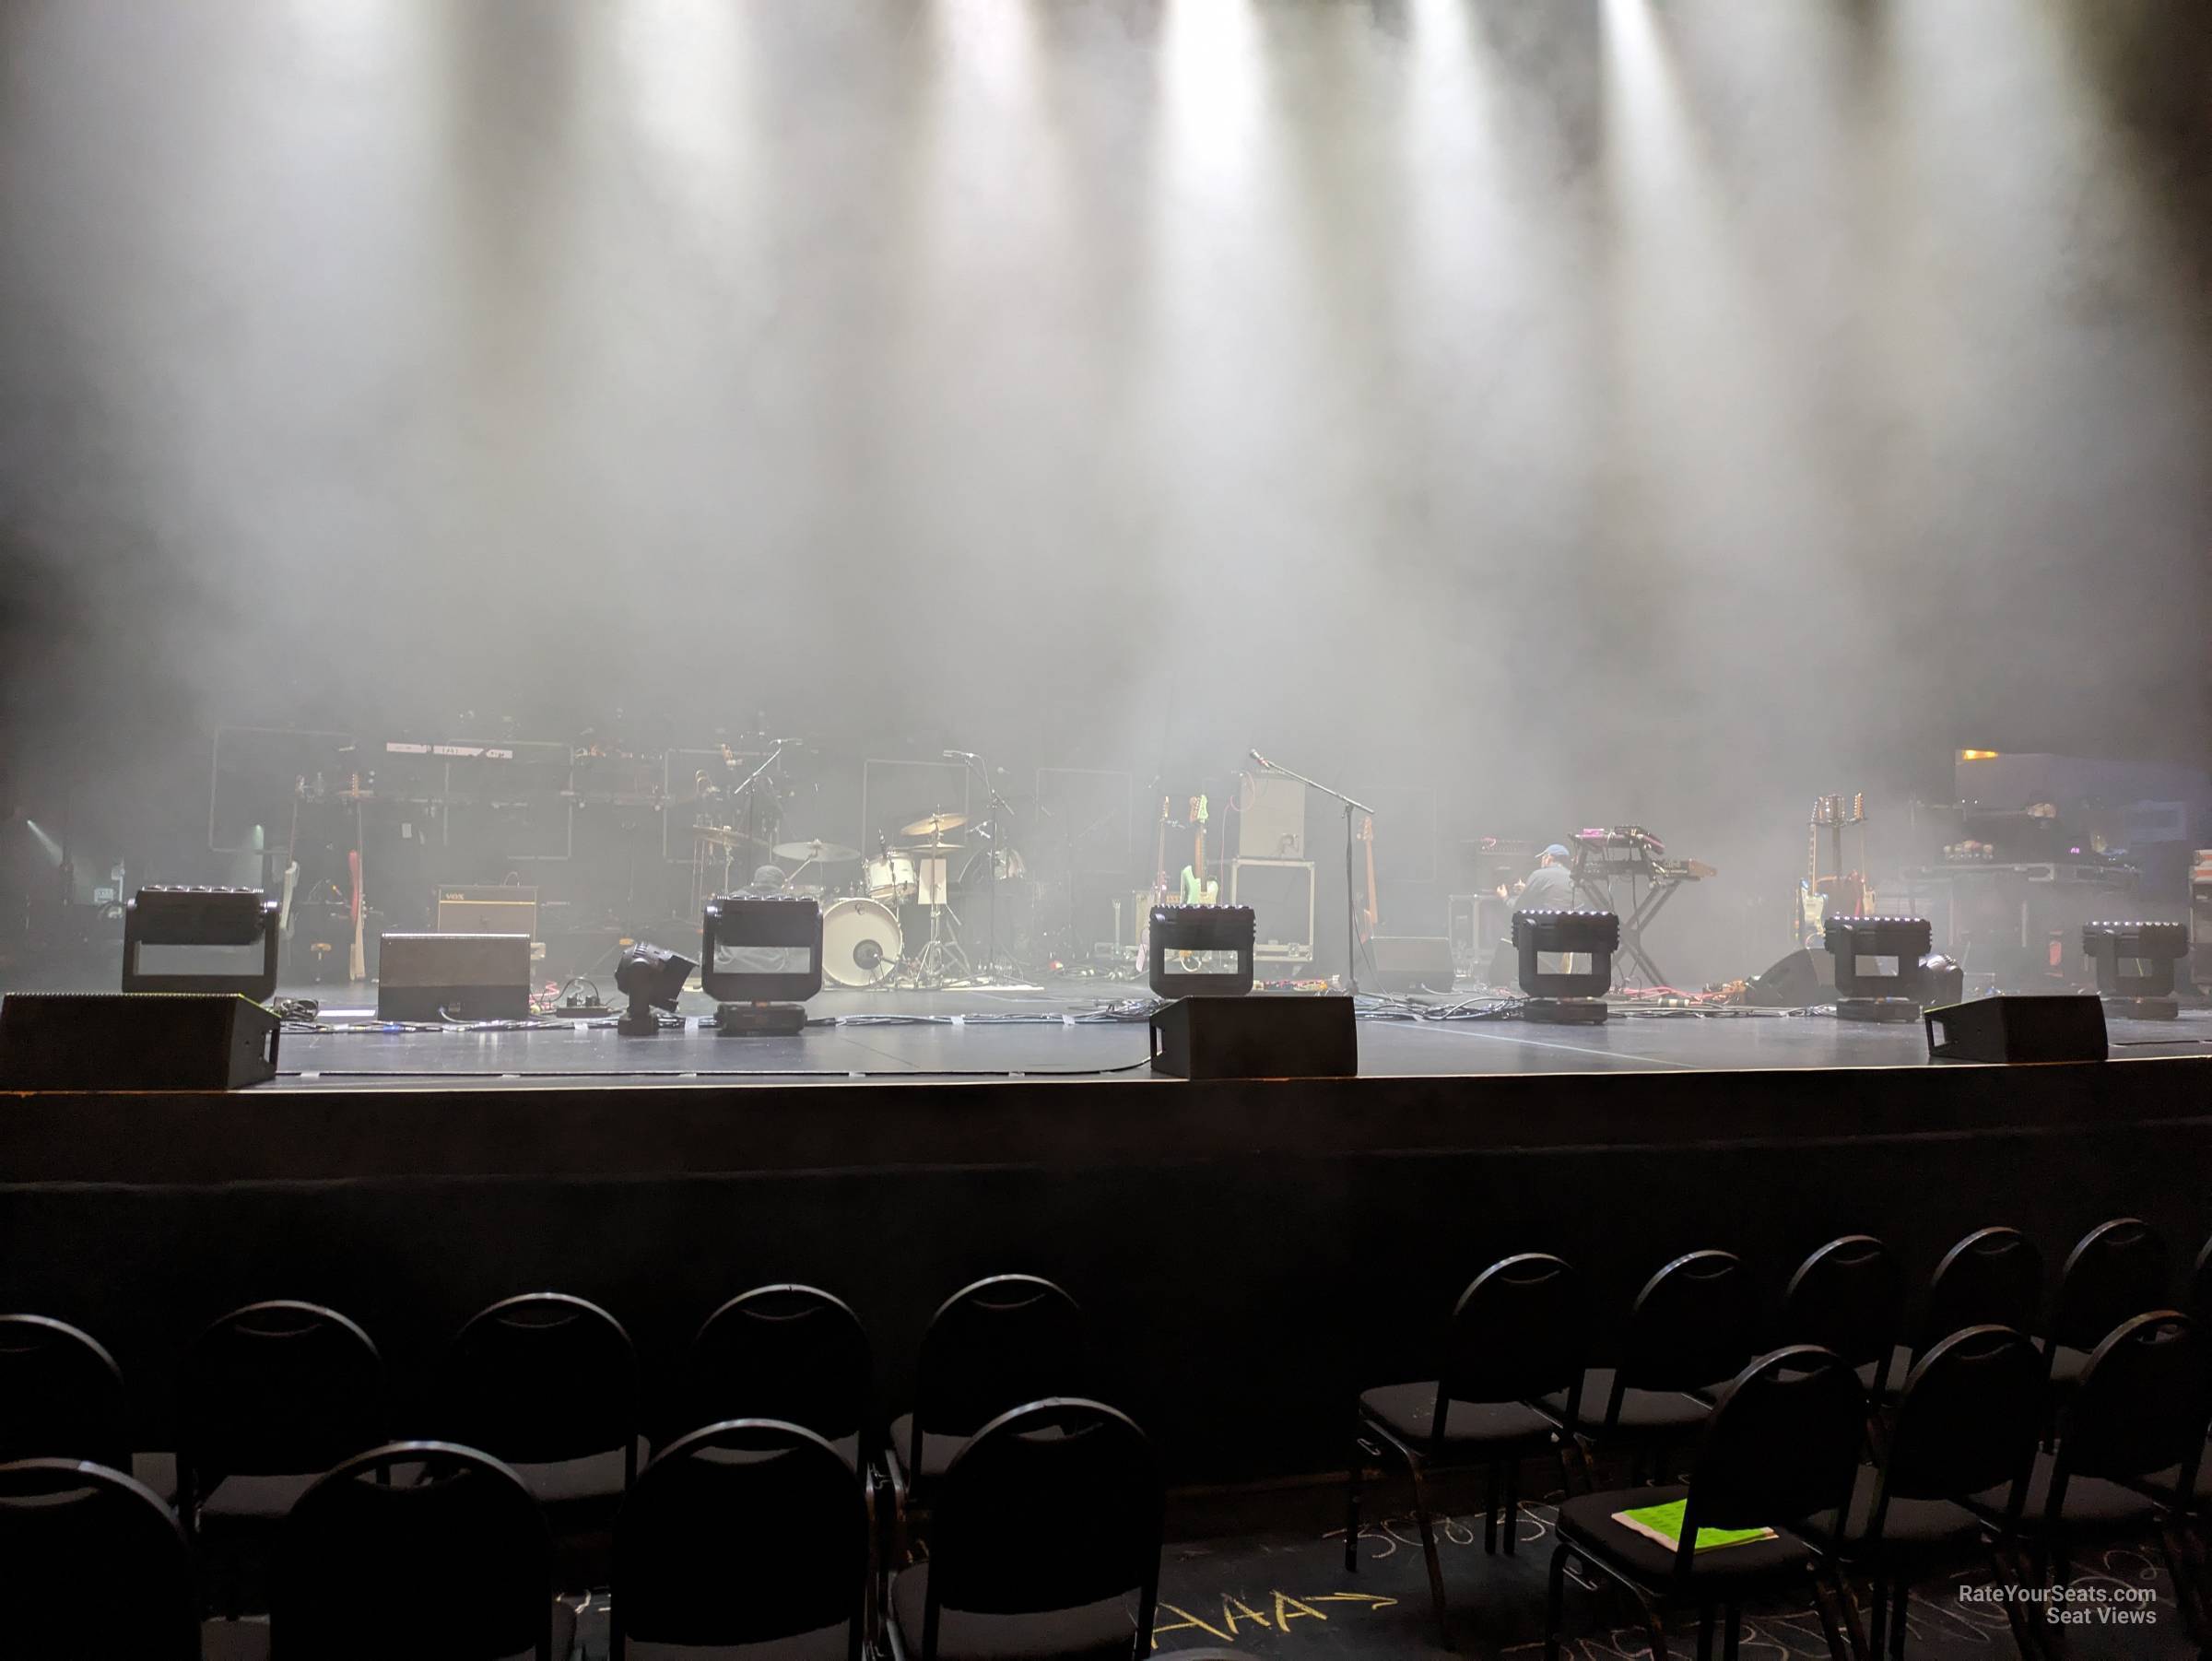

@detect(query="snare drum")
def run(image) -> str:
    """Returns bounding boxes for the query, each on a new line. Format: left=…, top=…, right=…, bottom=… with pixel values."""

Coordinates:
left=864, top=854, right=917, bottom=902
left=821, top=896, right=902, bottom=987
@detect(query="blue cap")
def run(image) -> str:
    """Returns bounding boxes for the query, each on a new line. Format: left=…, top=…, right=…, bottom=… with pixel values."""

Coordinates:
left=1542, top=843, right=1571, bottom=859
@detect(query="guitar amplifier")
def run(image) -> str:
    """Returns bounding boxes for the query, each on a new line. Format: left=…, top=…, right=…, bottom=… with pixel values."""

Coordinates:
left=377, top=933, right=532, bottom=1021
left=436, top=885, right=539, bottom=937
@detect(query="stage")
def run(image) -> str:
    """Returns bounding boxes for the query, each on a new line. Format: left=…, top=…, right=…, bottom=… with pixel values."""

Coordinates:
left=191, top=980, right=2212, bottom=1085
left=5, top=977, right=2210, bottom=1487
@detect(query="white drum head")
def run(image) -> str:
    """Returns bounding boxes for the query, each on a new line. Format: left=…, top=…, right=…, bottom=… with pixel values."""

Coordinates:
left=822, top=896, right=902, bottom=987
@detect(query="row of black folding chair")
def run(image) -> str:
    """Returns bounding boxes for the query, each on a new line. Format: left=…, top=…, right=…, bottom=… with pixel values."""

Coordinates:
left=0, top=1398, right=1162, bottom=1661
left=1347, top=1228, right=2212, bottom=1650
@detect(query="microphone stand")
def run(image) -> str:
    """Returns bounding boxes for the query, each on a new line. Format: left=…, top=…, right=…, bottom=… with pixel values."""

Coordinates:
left=1250, top=751, right=1372, bottom=996
left=952, top=752, right=1009, bottom=981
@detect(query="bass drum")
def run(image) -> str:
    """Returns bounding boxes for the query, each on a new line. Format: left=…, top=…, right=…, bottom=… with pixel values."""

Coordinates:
left=821, top=896, right=903, bottom=988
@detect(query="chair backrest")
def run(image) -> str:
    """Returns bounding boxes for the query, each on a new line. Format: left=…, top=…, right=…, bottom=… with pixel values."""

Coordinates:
left=0, top=1314, right=129, bottom=1468
left=912, top=1274, right=1085, bottom=1453
left=1921, top=1227, right=2041, bottom=1346
left=274, top=1441, right=554, bottom=1660
left=1618, top=1250, right=1750, bottom=1396
left=615, top=1420, right=866, bottom=1659
left=1781, top=1235, right=1903, bottom=1370
left=182, top=1300, right=382, bottom=1500
left=0, top=1458, right=197, bottom=1659
left=442, top=1292, right=637, bottom=1467
left=925, top=1397, right=1160, bottom=1658
left=1437, top=1254, right=1584, bottom=1431
left=1882, top=1325, right=2042, bottom=1519
left=2057, top=1311, right=2212, bottom=1488
left=2051, top=1219, right=2170, bottom=1352
left=2192, top=1232, right=2212, bottom=1322
left=679, top=1285, right=872, bottom=1445
left=1678, top=1347, right=1865, bottom=1574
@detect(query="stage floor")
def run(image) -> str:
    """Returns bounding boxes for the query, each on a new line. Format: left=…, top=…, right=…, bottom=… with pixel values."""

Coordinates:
left=258, top=979, right=2212, bottom=1088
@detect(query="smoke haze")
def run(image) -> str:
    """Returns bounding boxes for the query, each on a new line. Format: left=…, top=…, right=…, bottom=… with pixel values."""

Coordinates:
left=3, top=0, right=2208, bottom=981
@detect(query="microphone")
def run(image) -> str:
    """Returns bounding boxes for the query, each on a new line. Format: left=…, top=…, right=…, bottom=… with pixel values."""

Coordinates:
left=943, top=749, right=978, bottom=760
left=1249, top=748, right=1275, bottom=771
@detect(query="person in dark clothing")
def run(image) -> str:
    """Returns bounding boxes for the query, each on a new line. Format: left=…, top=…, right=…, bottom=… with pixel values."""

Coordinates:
left=1500, top=843, right=1575, bottom=911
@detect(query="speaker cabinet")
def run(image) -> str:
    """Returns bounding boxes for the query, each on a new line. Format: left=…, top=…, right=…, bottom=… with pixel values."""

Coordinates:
left=1925, top=995, right=2107, bottom=1064
left=0, top=993, right=280, bottom=1090
left=1149, top=995, right=1357, bottom=1079
left=1368, top=936, right=1457, bottom=995
left=377, top=932, right=531, bottom=1021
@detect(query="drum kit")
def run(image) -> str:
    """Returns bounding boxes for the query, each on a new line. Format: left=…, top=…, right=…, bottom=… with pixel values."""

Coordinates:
left=695, top=810, right=1001, bottom=988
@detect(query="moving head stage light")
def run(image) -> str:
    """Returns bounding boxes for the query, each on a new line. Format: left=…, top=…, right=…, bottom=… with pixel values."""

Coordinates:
left=1147, top=904, right=1255, bottom=999
left=123, top=886, right=279, bottom=1001
left=615, top=942, right=697, bottom=1037
left=702, top=894, right=823, bottom=1036
left=1822, top=914, right=1935, bottom=1021
left=1512, top=909, right=1618, bottom=1024
left=2081, top=920, right=2191, bottom=1019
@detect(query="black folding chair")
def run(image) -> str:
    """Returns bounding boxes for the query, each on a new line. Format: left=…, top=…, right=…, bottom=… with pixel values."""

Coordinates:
left=1544, top=1345, right=1866, bottom=1661
left=1782, top=1235, right=1905, bottom=1400
left=274, top=1441, right=569, bottom=1660
left=2043, top=1219, right=2169, bottom=1396
left=1544, top=1249, right=1752, bottom=1485
left=1968, top=1310, right=2212, bottom=1637
left=888, top=1397, right=1161, bottom=1661
left=437, top=1290, right=640, bottom=1583
left=1909, top=1228, right=2041, bottom=1375
left=1345, top=1253, right=1584, bottom=1646
left=0, top=1313, right=130, bottom=1468
left=613, top=1419, right=869, bottom=1660
left=180, top=1299, right=384, bottom=1608
left=0, top=1457, right=198, bottom=1658
left=674, top=1284, right=874, bottom=1467
left=888, top=1274, right=1084, bottom=1522
left=1799, top=1325, right=2045, bottom=1660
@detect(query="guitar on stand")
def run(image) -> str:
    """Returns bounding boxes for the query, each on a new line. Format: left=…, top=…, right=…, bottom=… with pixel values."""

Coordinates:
left=1179, top=795, right=1218, bottom=905
left=1136, top=795, right=1171, bottom=975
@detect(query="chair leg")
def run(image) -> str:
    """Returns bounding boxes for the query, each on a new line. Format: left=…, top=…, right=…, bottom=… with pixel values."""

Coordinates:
left=1723, top=1601, right=1741, bottom=1661
left=1888, top=1576, right=1909, bottom=1659
left=1810, top=1567, right=1865, bottom=1661
left=1344, top=1423, right=1363, bottom=1573
left=1990, top=1544, right=2047, bottom=1661
left=2153, top=1523, right=2210, bottom=1654
left=1545, top=1540, right=1571, bottom=1661
left=1485, top=1461, right=1501, bottom=1555
left=1407, top=1465, right=1453, bottom=1651
left=1697, top=1602, right=1716, bottom=1661
left=1868, top=1573, right=1888, bottom=1659
left=1505, top=1455, right=1523, bottom=1556
left=1633, top=1590, right=1671, bottom=1661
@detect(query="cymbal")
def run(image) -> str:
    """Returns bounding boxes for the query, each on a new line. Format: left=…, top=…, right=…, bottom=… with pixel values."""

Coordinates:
left=773, top=838, right=861, bottom=864
left=900, top=811, right=968, bottom=837
left=692, top=825, right=759, bottom=850
left=897, top=842, right=964, bottom=853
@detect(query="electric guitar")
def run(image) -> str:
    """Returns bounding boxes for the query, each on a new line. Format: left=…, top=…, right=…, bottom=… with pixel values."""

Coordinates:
left=1180, top=795, right=1218, bottom=905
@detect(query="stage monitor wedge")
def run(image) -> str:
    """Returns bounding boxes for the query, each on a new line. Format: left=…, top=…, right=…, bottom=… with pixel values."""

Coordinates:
left=377, top=933, right=531, bottom=1022
left=0, top=993, right=280, bottom=1090
left=1925, top=995, right=2107, bottom=1064
left=1368, top=936, right=1456, bottom=996
left=1150, top=995, right=1356, bottom=1079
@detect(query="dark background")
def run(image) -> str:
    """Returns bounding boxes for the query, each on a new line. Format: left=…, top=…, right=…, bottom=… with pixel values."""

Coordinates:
left=3, top=0, right=2209, bottom=983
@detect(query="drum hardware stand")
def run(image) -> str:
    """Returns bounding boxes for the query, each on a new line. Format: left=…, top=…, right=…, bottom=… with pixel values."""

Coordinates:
left=1247, top=749, right=1372, bottom=996
left=910, top=887, right=970, bottom=986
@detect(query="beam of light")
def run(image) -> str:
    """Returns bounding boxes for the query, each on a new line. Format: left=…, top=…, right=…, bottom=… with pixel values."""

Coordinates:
left=606, top=0, right=759, bottom=251
left=23, top=821, right=65, bottom=866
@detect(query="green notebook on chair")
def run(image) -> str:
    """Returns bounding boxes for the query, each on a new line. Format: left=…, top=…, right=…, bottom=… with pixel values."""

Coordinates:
left=1611, top=1499, right=1775, bottom=1553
